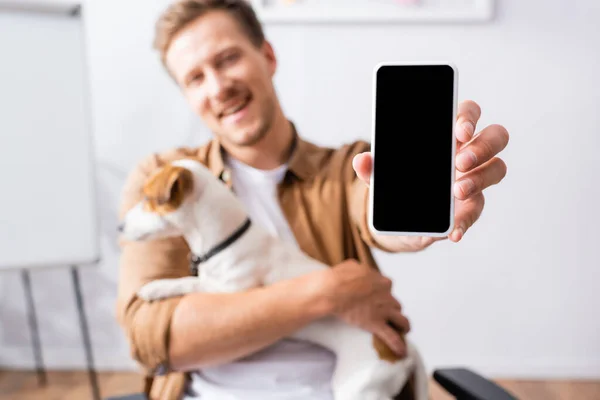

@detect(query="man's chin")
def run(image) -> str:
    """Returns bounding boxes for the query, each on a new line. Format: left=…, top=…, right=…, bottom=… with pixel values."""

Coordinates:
left=223, top=125, right=268, bottom=147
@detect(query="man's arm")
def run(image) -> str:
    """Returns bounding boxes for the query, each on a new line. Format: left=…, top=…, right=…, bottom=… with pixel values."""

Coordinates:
left=168, top=259, right=410, bottom=371
left=120, top=246, right=405, bottom=373
left=117, top=152, right=408, bottom=374
left=118, top=229, right=329, bottom=373
left=168, top=267, right=329, bottom=370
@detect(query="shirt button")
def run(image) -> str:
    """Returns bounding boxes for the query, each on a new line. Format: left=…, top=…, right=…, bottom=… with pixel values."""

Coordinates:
left=221, top=169, right=231, bottom=182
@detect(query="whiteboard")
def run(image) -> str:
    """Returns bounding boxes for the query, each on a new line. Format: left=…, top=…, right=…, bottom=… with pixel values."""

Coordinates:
left=0, top=2, right=100, bottom=271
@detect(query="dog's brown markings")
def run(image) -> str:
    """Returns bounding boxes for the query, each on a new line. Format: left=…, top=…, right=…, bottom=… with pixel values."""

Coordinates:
left=142, top=164, right=193, bottom=215
left=372, top=332, right=405, bottom=363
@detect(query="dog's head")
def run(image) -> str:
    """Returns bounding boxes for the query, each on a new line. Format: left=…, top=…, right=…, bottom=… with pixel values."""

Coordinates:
left=118, top=158, right=220, bottom=242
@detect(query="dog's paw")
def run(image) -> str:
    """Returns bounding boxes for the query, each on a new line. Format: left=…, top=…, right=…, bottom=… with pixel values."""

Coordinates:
left=137, top=280, right=172, bottom=301
left=137, top=277, right=204, bottom=301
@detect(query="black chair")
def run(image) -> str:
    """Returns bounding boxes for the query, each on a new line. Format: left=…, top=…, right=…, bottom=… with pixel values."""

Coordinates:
left=104, top=367, right=519, bottom=400
left=433, top=368, right=519, bottom=399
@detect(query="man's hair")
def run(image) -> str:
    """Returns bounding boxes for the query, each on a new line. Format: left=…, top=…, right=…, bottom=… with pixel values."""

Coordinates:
left=154, top=0, right=265, bottom=69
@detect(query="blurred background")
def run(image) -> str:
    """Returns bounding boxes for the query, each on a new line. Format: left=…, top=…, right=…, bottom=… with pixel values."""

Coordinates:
left=0, top=0, right=598, bottom=399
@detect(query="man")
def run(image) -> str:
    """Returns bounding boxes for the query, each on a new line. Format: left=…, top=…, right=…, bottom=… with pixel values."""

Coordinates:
left=116, top=1, right=509, bottom=399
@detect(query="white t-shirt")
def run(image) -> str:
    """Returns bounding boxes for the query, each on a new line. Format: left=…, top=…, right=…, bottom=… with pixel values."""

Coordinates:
left=184, top=156, right=336, bottom=400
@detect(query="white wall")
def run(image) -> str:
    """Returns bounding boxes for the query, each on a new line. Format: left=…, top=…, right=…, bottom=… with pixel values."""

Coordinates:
left=1, top=0, right=598, bottom=379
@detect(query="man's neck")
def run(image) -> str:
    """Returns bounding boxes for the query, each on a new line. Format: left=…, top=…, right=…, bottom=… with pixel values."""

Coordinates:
left=223, top=113, right=294, bottom=170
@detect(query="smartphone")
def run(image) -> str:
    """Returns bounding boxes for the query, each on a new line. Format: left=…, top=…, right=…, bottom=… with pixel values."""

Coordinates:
left=369, top=62, right=458, bottom=237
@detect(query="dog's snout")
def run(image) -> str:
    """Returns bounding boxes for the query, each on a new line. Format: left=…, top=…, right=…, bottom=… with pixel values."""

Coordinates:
left=117, top=223, right=125, bottom=233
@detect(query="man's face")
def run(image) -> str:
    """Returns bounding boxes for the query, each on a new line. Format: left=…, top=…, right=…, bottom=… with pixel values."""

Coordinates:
left=166, top=10, right=277, bottom=147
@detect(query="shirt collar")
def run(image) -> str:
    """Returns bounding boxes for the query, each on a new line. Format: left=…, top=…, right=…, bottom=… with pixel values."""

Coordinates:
left=206, top=121, right=319, bottom=183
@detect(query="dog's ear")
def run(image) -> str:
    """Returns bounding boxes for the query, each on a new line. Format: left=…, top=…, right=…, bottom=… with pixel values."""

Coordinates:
left=143, top=165, right=194, bottom=213
left=159, top=166, right=194, bottom=205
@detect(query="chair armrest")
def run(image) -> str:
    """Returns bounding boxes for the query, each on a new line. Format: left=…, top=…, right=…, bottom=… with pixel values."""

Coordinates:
left=433, top=368, right=519, bottom=400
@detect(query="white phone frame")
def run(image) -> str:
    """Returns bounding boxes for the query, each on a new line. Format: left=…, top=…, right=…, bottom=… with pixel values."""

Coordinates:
left=368, top=61, right=458, bottom=237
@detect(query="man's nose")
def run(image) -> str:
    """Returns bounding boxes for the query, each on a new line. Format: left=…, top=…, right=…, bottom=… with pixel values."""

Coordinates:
left=206, top=71, right=231, bottom=99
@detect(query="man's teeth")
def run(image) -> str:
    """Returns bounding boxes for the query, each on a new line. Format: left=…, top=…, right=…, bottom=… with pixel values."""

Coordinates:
left=223, top=100, right=247, bottom=116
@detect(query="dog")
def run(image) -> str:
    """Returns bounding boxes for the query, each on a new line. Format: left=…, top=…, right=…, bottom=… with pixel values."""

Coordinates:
left=119, top=158, right=428, bottom=400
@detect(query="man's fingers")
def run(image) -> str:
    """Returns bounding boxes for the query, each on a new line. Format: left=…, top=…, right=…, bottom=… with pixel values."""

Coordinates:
left=449, top=193, right=485, bottom=242
left=456, top=124, right=509, bottom=173
left=380, top=275, right=393, bottom=291
left=375, top=324, right=406, bottom=357
left=388, top=309, right=411, bottom=334
left=456, top=100, right=482, bottom=143
left=454, top=157, right=507, bottom=200
left=388, top=296, right=402, bottom=311
left=352, top=152, right=372, bottom=186
left=374, top=294, right=402, bottom=312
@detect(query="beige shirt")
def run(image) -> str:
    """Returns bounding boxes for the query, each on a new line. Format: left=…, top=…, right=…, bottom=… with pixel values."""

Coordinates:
left=116, top=124, right=411, bottom=399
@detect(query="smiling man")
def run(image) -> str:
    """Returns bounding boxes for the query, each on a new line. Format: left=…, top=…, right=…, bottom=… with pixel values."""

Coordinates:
left=116, top=1, right=509, bottom=399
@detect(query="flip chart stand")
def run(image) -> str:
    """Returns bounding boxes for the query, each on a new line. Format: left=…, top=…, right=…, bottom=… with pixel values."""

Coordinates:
left=18, top=266, right=101, bottom=400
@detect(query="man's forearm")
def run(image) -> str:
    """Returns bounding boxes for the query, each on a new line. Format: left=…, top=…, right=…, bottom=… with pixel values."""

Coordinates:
left=168, top=269, right=332, bottom=371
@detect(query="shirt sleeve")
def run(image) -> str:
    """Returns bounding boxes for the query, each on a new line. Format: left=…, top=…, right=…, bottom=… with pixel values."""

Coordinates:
left=345, top=140, right=396, bottom=253
left=115, top=154, right=191, bottom=374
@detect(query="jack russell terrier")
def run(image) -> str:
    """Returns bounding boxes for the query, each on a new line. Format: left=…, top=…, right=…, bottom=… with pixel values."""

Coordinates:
left=119, top=158, right=428, bottom=400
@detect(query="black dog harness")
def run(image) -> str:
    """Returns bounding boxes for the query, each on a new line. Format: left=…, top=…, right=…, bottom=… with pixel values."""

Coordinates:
left=189, top=217, right=252, bottom=276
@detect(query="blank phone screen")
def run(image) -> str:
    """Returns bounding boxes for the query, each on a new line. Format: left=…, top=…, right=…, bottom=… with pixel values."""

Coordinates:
left=371, top=64, right=455, bottom=234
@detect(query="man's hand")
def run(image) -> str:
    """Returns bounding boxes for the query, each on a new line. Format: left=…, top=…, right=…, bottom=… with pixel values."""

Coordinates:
left=353, top=100, right=509, bottom=251
left=317, top=259, right=410, bottom=357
